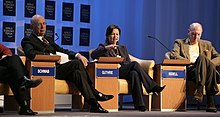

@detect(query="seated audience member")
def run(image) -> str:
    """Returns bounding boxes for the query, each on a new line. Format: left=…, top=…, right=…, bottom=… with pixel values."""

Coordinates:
left=21, top=14, right=113, bottom=113
left=0, top=43, right=42, bottom=115
left=91, top=24, right=166, bottom=112
left=169, top=22, right=220, bottom=112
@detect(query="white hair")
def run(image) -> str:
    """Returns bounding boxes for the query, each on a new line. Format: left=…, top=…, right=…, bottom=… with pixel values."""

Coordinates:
left=189, top=22, right=203, bottom=31
left=30, top=14, right=44, bottom=25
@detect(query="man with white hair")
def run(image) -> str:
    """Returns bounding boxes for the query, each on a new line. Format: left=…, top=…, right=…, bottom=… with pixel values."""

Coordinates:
left=170, top=22, right=220, bottom=112
left=21, top=14, right=113, bottom=113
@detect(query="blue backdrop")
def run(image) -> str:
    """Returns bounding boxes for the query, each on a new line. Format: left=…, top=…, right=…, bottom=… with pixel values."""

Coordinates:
left=1, top=0, right=220, bottom=64
left=1, top=0, right=220, bottom=103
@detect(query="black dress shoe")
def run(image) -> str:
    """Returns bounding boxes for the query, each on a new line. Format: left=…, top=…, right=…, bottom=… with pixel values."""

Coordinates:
left=149, top=85, right=166, bottom=95
left=19, top=108, right=38, bottom=115
left=97, top=93, right=114, bottom=101
left=206, top=104, right=217, bottom=112
left=21, top=78, right=43, bottom=89
left=135, top=106, right=147, bottom=112
left=90, top=103, right=109, bottom=113
left=194, top=89, right=203, bottom=103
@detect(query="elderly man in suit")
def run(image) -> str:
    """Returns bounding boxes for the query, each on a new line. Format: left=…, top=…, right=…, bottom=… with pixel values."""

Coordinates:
left=0, top=43, right=42, bottom=115
left=170, top=22, right=220, bottom=112
left=21, top=14, right=113, bottom=113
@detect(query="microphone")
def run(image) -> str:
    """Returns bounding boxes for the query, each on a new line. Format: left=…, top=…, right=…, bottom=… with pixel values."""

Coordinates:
left=148, top=35, right=175, bottom=59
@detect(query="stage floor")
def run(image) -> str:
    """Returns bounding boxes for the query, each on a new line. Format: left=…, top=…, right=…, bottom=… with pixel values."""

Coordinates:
left=0, top=103, right=219, bottom=117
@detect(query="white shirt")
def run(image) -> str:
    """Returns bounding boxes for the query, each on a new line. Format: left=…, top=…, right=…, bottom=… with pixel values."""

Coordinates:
left=189, top=42, right=199, bottom=63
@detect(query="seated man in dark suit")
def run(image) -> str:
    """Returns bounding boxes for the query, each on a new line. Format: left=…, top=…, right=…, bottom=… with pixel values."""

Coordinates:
left=0, top=43, right=42, bottom=115
left=21, top=14, right=113, bottom=113
left=170, top=22, right=220, bottom=112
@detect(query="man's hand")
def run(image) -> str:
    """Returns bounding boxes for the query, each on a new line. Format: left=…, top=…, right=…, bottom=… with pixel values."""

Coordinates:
left=76, top=54, right=88, bottom=67
left=0, top=54, right=12, bottom=60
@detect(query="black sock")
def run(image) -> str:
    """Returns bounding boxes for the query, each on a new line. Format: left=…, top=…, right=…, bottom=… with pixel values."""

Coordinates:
left=207, top=95, right=215, bottom=105
left=20, top=100, right=29, bottom=110
left=197, top=84, right=203, bottom=93
left=87, top=98, right=98, bottom=106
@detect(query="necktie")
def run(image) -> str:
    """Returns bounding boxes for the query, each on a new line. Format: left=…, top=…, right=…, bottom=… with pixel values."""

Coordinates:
left=42, top=38, right=49, bottom=45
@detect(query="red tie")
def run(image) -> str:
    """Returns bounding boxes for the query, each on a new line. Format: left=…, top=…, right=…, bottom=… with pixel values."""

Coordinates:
left=42, top=38, right=49, bottom=45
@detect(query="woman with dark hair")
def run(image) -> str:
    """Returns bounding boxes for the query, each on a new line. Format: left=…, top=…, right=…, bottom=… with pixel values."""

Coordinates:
left=91, top=24, right=165, bottom=112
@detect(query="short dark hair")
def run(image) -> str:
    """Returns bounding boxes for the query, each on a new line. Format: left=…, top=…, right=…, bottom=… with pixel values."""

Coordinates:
left=105, top=24, right=121, bottom=44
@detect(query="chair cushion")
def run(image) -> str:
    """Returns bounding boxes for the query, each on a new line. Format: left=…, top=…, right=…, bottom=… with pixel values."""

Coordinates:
left=0, top=83, right=13, bottom=95
left=0, top=80, right=82, bottom=96
left=118, top=79, right=149, bottom=95
left=203, top=84, right=220, bottom=95
left=55, top=79, right=81, bottom=95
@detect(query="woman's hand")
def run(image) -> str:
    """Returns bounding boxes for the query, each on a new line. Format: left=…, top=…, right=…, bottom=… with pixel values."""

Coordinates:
left=105, top=45, right=118, bottom=50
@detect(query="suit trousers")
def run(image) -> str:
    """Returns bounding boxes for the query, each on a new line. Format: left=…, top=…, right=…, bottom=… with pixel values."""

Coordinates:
left=0, top=55, right=30, bottom=106
left=119, top=61, right=157, bottom=107
left=56, top=60, right=99, bottom=105
left=187, top=55, right=219, bottom=95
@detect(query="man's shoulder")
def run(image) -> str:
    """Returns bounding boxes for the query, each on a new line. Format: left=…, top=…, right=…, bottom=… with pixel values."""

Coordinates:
left=22, top=34, right=34, bottom=41
left=174, top=38, right=187, bottom=43
left=200, top=39, right=211, bottom=44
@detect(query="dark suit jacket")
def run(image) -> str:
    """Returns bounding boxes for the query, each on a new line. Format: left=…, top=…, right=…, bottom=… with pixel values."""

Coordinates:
left=170, top=38, right=220, bottom=66
left=21, top=33, right=77, bottom=60
left=91, top=43, right=131, bottom=65
left=0, top=44, right=12, bottom=82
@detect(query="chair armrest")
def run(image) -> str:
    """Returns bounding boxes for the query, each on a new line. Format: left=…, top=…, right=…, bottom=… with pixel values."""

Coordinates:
left=129, top=54, right=155, bottom=78
left=32, top=55, right=61, bottom=62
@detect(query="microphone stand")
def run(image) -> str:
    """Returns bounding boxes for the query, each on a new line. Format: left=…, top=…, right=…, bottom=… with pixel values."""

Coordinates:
left=148, top=35, right=176, bottom=59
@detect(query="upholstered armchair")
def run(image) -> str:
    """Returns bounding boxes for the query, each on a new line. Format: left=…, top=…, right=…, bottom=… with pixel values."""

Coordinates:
left=164, top=52, right=220, bottom=96
left=17, top=47, right=84, bottom=110
left=89, top=49, right=154, bottom=111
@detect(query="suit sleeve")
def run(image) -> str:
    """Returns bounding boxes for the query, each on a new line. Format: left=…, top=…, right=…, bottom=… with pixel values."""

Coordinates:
left=91, top=44, right=108, bottom=60
left=170, top=39, right=187, bottom=60
left=209, top=42, right=220, bottom=66
left=121, top=45, right=131, bottom=64
left=0, top=43, right=12, bottom=56
left=21, top=37, right=47, bottom=60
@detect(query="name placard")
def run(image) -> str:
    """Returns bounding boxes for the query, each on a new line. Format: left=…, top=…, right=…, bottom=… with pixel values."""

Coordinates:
left=96, top=68, right=119, bottom=77
left=32, top=67, right=55, bottom=76
left=162, top=70, right=186, bottom=78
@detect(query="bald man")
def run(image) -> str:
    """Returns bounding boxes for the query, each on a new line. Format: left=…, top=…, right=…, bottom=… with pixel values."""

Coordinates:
left=170, top=22, right=220, bottom=112
left=21, top=15, right=113, bottom=113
